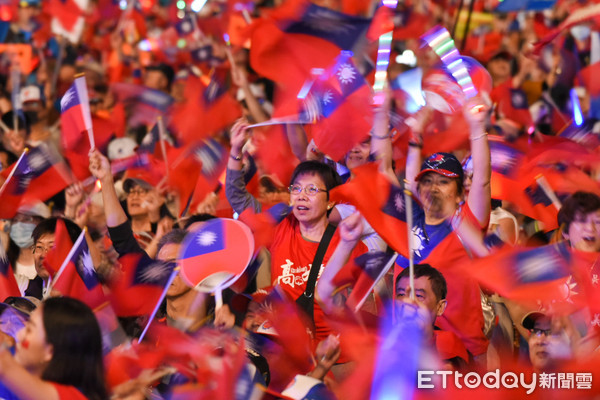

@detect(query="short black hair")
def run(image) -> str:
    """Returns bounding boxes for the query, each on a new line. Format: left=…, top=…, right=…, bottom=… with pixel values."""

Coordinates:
left=289, top=160, right=342, bottom=200
left=157, top=229, right=188, bottom=255
left=557, top=191, right=600, bottom=232
left=182, top=213, right=216, bottom=230
left=396, top=264, right=447, bottom=301
left=32, top=217, right=82, bottom=244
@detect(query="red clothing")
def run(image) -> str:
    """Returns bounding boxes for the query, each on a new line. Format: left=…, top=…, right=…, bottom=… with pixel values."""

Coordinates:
left=270, top=215, right=367, bottom=345
left=52, top=383, right=87, bottom=400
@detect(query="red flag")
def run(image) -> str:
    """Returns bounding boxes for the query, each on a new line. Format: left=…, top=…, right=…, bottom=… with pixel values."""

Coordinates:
left=239, top=203, right=292, bottom=250
left=169, top=76, right=240, bottom=145
left=108, top=252, right=176, bottom=317
left=253, top=125, right=299, bottom=189
left=0, top=145, right=74, bottom=220
left=330, top=162, right=409, bottom=258
left=43, top=219, right=75, bottom=278
left=60, top=76, right=93, bottom=151
left=51, top=230, right=107, bottom=310
left=45, top=0, right=83, bottom=32
left=0, top=249, right=21, bottom=299
left=580, top=62, right=600, bottom=97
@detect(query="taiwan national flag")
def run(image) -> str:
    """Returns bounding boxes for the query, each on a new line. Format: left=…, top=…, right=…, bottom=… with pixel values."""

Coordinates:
left=51, top=230, right=106, bottom=310
left=342, top=251, right=396, bottom=312
left=0, top=144, right=74, bottom=220
left=109, top=252, right=176, bottom=317
left=330, top=163, right=409, bottom=258
left=239, top=203, right=292, bottom=250
left=464, top=242, right=584, bottom=311
left=111, top=83, right=174, bottom=128
left=0, top=248, right=20, bottom=299
left=60, top=76, right=93, bottom=151
left=249, top=0, right=371, bottom=101
left=188, top=138, right=229, bottom=213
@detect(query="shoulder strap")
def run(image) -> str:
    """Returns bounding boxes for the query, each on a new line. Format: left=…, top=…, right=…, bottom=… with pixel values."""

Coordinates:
left=303, top=223, right=337, bottom=298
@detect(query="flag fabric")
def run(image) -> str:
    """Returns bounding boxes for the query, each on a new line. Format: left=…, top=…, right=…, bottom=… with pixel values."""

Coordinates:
left=330, top=162, right=409, bottom=258
left=60, top=76, right=93, bottom=151
left=51, top=230, right=107, bottom=310
left=42, top=219, right=76, bottom=278
left=111, top=82, right=174, bottom=128
left=532, top=3, right=600, bottom=55
left=488, top=136, right=526, bottom=200
left=239, top=203, right=292, bottom=250
left=302, top=51, right=373, bottom=161
left=463, top=242, right=584, bottom=311
left=94, top=302, right=128, bottom=355
left=188, top=138, right=229, bottom=213
left=169, top=76, right=240, bottom=145
left=342, top=251, right=396, bottom=312
left=0, top=144, right=74, bottom=220
left=249, top=0, right=371, bottom=103
left=109, top=252, right=176, bottom=317
left=495, top=0, right=556, bottom=12
left=0, top=248, right=20, bottom=299
left=46, top=0, right=85, bottom=33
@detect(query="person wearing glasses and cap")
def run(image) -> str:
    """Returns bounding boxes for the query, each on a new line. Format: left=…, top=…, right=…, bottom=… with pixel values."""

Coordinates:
left=522, top=311, right=575, bottom=373
left=369, top=92, right=493, bottom=363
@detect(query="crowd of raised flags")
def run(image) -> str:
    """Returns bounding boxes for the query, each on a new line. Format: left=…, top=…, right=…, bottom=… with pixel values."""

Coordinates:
left=0, top=0, right=600, bottom=398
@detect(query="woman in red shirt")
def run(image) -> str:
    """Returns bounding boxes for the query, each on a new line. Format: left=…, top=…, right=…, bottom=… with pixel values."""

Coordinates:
left=0, top=297, right=107, bottom=400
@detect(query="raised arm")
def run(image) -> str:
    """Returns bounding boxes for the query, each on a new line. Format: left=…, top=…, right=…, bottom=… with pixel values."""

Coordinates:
left=0, top=349, right=62, bottom=400
left=464, top=99, right=492, bottom=227
left=316, top=211, right=363, bottom=313
left=370, top=92, right=398, bottom=185
left=89, top=149, right=128, bottom=228
left=404, top=106, right=433, bottom=194
left=225, top=119, right=263, bottom=214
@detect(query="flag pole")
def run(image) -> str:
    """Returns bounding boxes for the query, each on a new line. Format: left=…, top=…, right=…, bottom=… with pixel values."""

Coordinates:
left=11, top=68, right=20, bottom=136
left=535, top=174, right=563, bottom=211
left=0, top=148, right=28, bottom=197
left=138, top=267, right=180, bottom=342
left=156, top=116, right=170, bottom=180
left=73, top=74, right=95, bottom=149
left=404, top=182, right=415, bottom=300
left=44, top=228, right=87, bottom=299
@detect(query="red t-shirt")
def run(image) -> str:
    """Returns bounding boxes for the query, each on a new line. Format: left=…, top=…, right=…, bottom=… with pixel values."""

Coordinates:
left=270, top=216, right=367, bottom=344
left=52, top=383, right=87, bottom=400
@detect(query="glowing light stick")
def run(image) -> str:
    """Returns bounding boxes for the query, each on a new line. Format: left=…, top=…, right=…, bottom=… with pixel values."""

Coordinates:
left=421, top=26, right=477, bottom=101
left=570, top=88, right=584, bottom=127
left=372, top=0, right=398, bottom=105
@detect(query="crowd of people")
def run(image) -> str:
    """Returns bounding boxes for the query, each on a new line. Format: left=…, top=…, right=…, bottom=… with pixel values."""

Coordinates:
left=1, top=0, right=600, bottom=398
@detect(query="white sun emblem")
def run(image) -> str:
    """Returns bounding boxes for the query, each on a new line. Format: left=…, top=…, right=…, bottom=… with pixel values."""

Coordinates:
left=139, top=262, right=171, bottom=283
left=393, top=193, right=404, bottom=214
left=198, top=231, right=217, bottom=246
left=196, top=48, right=208, bottom=60
left=591, top=313, right=600, bottom=327
left=27, top=151, right=47, bottom=171
left=322, top=90, right=334, bottom=105
left=559, top=275, right=578, bottom=303
left=410, top=225, right=426, bottom=258
left=60, top=87, right=76, bottom=110
left=336, top=63, right=356, bottom=85
left=78, top=250, right=95, bottom=279
left=592, top=274, right=599, bottom=286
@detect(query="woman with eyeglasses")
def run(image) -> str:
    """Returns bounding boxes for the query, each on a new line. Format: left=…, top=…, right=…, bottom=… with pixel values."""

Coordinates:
left=226, top=120, right=367, bottom=381
left=0, top=297, right=108, bottom=400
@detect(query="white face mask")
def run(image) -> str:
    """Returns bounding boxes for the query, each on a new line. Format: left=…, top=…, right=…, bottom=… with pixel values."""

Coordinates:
left=9, top=222, right=36, bottom=249
left=570, top=25, right=591, bottom=41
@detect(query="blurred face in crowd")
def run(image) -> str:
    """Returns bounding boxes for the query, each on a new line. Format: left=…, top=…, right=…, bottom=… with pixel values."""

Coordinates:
left=527, top=317, right=571, bottom=372
left=565, top=210, right=600, bottom=252
left=157, top=243, right=191, bottom=298
left=126, top=184, right=150, bottom=218
left=344, top=140, right=371, bottom=170
left=396, top=276, right=446, bottom=326
left=2, top=128, right=27, bottom=156
left=289, top=173, right=332, bottom=227
left=33, top=233, right=54, bottom=280
left=487, top=58, right=511, bottom=85
left=417, top=172, right=462, bottom=219
left=15, top=306, right=52, bottom=376
left=143, top=70, right=168, bottom=92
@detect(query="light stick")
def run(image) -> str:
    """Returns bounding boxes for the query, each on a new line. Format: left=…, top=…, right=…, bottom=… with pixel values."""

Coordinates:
left=372, top=0, right=398, bottom=105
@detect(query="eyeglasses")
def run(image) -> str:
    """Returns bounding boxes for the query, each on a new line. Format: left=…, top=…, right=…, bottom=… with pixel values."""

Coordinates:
left=530, top=328, right=553, bottom=337
left=128, top=188, right=148, bottom=197
left=32, top=243, right=53, bottom=255
left=288, top=184, right=328, bottom=196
